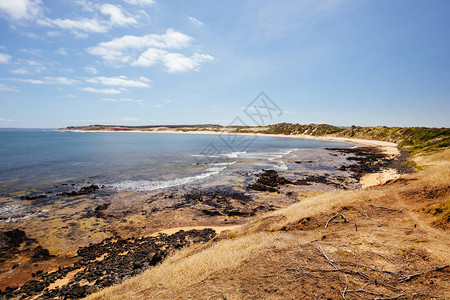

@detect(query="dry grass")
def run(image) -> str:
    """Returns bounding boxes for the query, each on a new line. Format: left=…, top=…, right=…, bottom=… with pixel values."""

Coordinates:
left=86, top=150, right=450, bottom=300
left=86, top=232, right=294, bottom=299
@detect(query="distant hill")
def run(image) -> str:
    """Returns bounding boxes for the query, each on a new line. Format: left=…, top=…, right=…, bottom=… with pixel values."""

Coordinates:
left=61, top=123, right=450, bottom=154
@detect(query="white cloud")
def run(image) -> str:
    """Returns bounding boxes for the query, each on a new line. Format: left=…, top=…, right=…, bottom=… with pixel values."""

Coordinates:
left=123, top=0, right=155, bottom=6
left=132, top=49, right=214, bottom=72
left=11, top=77, right=79, bottom=85
left=86, top=76, right=150, bottom=87
left=187, top=16, right=203, bottom=26
left=139, top=76, right=151, bottom=83
left=75, top=0, right=96, bottom=12
left=13, top=78, right=45, bottom=84
left=82, top=87, right=122, bottom=94
left=101, top=97, right=144, bottom=104
left=85, top=67, right=98, bottom=74
left=46, top=31, right=61, bottom=37
left=0, top=83, right=19, bottom=92
left=0, top=0, right=42, bottom=21
left=56, top=47, right=67, bottom=55
left=44, top=77, right=79, bottom=85
left=10, top=68, right=30, bottom=74
left=12, top=59, right=46, bottom=74
left=0, top=117, right=16, bottom=121
left=101, top=4, right=137, bottom=26
left=131, top=48, right=165, bottom=67
left=101, top=98, right=119, bottom=102
left=38, top=17, right=108, bottom=34
left=87, top=28, right=193, bottom=64
left=0, top=53, right=12, bottom=64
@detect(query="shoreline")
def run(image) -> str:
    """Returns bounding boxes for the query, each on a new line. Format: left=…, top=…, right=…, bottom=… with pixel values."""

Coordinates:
left=61, top=128, right=400, bottom=156
left=0, top=130, right=412, bottom=297
left=62, top=129, right=401, bottom=187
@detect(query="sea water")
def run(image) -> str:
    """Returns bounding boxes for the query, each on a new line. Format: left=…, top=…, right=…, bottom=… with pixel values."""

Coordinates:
left=0, top=129, right=352, bottom=195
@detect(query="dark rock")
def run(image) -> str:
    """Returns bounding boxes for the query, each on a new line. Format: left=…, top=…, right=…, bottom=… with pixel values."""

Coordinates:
left=32, top=246, right=52, bottom=261
left=247, top=170, right=292, bottom=192
left=201, top=209, right=223, bottom=216
left=59, top=184, right=101, bottom=197
left=3, top=229, right=28, bottom=248
left=94, top=203, right=110, bottom=218
left=20, top=194, right=47, bottom=200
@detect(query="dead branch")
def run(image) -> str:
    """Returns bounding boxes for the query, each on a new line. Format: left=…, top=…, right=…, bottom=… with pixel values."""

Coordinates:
left=374, top=291, right=407, bottom=300
left=260, top=274, right=278, bottom=278
left=317, top=246, right=338, bottom=270
left=329, top=260, right=400, bottom=277
left=340, top=275, right=348, bottom=300
left=316, top=247, right=401, bottom=291
left=377, top=253, right=395, bottom=264
left=368, top=204, right=403, bottom=212
left=346, top=288, right=390, bottom=297
left=398, top=265, right=449, bottom=283
left=325, top=213, right=349, bottom=229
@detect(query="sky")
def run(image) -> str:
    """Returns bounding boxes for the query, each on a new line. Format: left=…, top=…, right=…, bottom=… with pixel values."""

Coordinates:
left=0, top=0, right=449, bottom=128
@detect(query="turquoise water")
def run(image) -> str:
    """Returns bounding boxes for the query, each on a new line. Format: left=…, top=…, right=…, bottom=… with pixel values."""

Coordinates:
left=0, top=129, right=351, bottom=195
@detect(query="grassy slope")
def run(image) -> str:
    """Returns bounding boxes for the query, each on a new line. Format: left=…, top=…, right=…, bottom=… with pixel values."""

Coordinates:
left=262, top=123, right=450, bottom=155
left=86, top=147, right=450, bottom=299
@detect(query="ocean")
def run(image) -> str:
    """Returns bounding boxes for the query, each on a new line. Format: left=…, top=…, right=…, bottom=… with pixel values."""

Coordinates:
left=0, top=129, right=352, bottom=196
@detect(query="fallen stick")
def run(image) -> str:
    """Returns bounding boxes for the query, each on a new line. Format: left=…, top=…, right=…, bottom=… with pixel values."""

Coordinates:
left=325, top=213, right=349, bottom=229
left=398, top=265, right=449, bottom=283
left=368, top=204, right=403, bottom=212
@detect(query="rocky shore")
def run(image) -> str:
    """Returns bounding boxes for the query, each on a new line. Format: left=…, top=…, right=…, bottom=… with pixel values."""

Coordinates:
left=1, top=229, right=215, bottom=299
left=0, top=144, right=411, bottom=299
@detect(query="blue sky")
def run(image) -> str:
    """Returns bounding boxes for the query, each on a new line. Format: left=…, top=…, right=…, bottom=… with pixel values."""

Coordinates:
left=0, top=0, right=449, bottom=128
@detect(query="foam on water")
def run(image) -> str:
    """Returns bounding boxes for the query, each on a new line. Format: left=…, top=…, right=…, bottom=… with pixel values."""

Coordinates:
left=0, top=204, right=48, bottom=223
left=109, top=168, right=224, bottom=191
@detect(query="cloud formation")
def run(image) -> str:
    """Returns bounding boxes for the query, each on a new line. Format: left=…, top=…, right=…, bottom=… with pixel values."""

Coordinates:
left=187, top=16, right=203, bottom=26
left=11, top=76, right=79, bottom=85
left=123, top=0, right=155, bottom=6
left=100, top=4, right=137, bottom=27
left=88, top=29, right=193, bottom=63
left=132, top=49, right=214, bottom=72
left=0, top=0, right=42, bottom=21
left=86, top=76, right=150, bottom=87
left=0, top=83, right=19, bottom=92
left=2, top=1, right=141, bottom=37
left=81, top=87, right=122, bottom=94
left=0, top=53, right=11, bottom=64
left=88, top=29, right=213, bottom=72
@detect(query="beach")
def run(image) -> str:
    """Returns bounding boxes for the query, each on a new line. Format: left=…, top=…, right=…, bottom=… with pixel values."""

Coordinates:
left=0, top=130, right=410, bottom=298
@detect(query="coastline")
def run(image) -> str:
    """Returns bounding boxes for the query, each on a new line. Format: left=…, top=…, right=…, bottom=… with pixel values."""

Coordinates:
left=0, top=129, right=409, bottom=297
left=62, top=128, right=402, bottom=188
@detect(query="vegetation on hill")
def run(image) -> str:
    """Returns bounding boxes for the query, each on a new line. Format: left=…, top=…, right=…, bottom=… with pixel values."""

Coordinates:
left=262, top=123, right=450, bottom=154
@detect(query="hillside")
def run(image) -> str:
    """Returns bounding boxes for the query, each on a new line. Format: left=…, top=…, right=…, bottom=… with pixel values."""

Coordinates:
left=61, top=123, right=450, bottom=155
left=85, top=148, right=450, bottom=299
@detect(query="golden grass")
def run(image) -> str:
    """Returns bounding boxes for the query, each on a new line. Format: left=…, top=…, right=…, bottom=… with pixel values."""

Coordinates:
left=86, top=149, right=450, bottom=300
left=87, top=232, right=287, bottom=300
